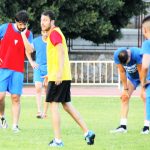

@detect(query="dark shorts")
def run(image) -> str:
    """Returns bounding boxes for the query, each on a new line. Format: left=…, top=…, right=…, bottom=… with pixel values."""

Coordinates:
left=46, top=80, right=71, bottom=103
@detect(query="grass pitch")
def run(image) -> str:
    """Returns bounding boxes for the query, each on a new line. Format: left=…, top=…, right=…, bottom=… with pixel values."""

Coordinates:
left=0, top=96, right=150, bottom=150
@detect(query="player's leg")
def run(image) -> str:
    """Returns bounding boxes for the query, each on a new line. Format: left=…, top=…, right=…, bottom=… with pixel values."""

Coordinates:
left=61, top=81, right=95, bottom=145
left=62, top=102, right=88, bottom=132
left=9, top=71, right=23, bottom=132
left=46, top=82, right=64, bottom=147
left=141, top=84, right=150, bottom=134
left=0, top=92, right=7, bottom=128
left=34, top=68, right=43, bottom=118
left=111, top=78, right=135, bottom=133
left=0, top=69, right=12, bottom=128
left=42, top=77, right=49, bottom=118
left=42, top=101, right=49, bottom=118
left=48, top=102, right=64, bottom=147
left=62, top=102, right=95, bottom=145
left=35, top=82, right=43, bottom=118
left=11, top=94, right=21, bottom=132
left=50, top=102, right=61, bottom=139
left=0, top=92, right=6, bottom=117
left=120, top=79, right=135, bottom=120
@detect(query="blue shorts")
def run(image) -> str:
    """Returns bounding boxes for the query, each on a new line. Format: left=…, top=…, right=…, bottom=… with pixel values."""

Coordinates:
left=0, top=69, right=24, bottom=95
left=127, top=75, right=140, bottom=89
left=34, top=65, right=47, bottom=83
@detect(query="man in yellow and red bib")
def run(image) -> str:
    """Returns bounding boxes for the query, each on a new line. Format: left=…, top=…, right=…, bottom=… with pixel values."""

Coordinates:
left=41, top=10, right=95, bottom=147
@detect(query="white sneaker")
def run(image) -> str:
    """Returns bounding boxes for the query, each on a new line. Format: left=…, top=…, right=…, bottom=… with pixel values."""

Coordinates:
left=141, top=126, right=149, bottom=134
left=0, top=117, right=8, bottom=129
left=110, top=125, right=127, bottom=133
left=12, top=125, right=20, bottom=133
left=48, top=139, right=64, bottom=147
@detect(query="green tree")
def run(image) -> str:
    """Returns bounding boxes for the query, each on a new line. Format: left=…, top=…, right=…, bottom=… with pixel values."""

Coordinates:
left=0, top=0, right=147, bottom=44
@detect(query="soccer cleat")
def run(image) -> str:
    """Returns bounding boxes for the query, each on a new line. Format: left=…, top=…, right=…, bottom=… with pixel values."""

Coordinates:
left=110, top=125, right=127, bottom=133
left=12, top=125, right=20, bottom=133
left=141, top=126, right=149, bottom=134
left=48, top=139, right=64, bottom=147
left=85, top=131, right=95, bottom=145
left=0, top=117, right=8, bottom=129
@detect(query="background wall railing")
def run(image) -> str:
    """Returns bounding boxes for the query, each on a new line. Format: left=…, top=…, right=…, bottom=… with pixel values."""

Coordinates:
left=24, top=61, right=120, bottom=88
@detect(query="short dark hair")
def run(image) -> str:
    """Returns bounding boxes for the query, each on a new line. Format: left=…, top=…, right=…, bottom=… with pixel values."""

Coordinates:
left=15, top=10, right=29, bottom=24
left=142, top=15, right=150, bottom=24
left=41, top=10, right=55, bottom=20
left=118, top=50, right=128, bottom=65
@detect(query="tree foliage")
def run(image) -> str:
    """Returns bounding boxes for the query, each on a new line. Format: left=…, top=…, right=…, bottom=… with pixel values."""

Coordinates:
left=0, top=0, right=147, bottom=44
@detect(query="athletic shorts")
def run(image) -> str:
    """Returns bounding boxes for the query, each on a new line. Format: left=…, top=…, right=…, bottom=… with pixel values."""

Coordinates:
left=127, top=75, right=140, bottom=89
left=0, top=68, right=24, bottom=95
left=34, top=65, right=47, bottom=83
left=46, top=80, right=71, bottom=103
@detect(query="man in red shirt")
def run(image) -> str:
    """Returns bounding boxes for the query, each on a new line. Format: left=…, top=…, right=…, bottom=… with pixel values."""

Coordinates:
left=0, top=10, right=33, bottom=132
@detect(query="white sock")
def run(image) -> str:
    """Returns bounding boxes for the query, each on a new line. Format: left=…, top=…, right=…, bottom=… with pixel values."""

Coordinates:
left=55, top=138, right=62, bottom=143
left=144, top=120, right=150, bottom=127
left=12, top=124, right=18, bottom=128
left=0, top=115, right=5, bottom=119
left=84, top=131, right=89, bottom=137
left=120, top=118, right=127, bottom=125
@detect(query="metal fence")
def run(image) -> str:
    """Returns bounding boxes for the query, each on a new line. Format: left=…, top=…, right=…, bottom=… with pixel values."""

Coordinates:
left=24, top=60, right=120, bottom=87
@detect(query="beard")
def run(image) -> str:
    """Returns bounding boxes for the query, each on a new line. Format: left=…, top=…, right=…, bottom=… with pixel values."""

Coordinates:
left=17, top=25, right=26, bottom=32
left=42, top=25, right=51, bottom=32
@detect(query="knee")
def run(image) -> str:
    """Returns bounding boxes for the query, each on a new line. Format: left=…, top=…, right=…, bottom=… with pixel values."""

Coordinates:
left=121, top=95, right=129, bottom=104
left=11, top=95, right=20, bottom=103
left=35, top=86, right=42, bottom=93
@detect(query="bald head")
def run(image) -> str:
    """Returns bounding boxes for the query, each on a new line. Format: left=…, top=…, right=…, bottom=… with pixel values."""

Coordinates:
left=142, top=15, right=150, bottom=39
left=142, top=15, right=150, bottom=28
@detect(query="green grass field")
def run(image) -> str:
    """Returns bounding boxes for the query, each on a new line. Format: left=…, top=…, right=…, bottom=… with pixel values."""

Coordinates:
left=0, top=96, right=150, bottom=150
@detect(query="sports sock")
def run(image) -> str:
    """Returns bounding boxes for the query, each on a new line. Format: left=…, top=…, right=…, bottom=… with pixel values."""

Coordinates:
left=84, top=131, right=89, bottom=137
left=144, top=120, right=150, bottom=127
left=12, top=124, right=18, bottom=128
left=120, top=118, right=127, bottom=125
left=55, top=138, right=62, bottom=143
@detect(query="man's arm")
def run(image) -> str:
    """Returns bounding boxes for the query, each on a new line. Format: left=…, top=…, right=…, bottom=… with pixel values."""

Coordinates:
left=141, top=54, right=150, bottom=86
left=117, top=64, right=128, bottom=90
left=140, top=54, right=150, bottom=99
left=55, top=43, right=64, bottom=85
left=21, top=30, right=33, bottom=54
left=25, top=51, right=38, bottom=69
left=137, top=64, right=142, bottom=82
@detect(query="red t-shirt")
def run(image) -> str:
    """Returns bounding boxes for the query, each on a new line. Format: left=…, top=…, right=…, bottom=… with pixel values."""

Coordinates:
left=50, top=29, right=62, bottom=46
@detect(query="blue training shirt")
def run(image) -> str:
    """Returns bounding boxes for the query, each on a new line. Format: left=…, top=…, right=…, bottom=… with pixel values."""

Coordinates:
left=114, top=47, right=142, bottom=79
left=141, top=39, right=150, bottom=80
left=33, top=36, right=47, bottom=65
left=0, top=23, right=33, bottom=43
